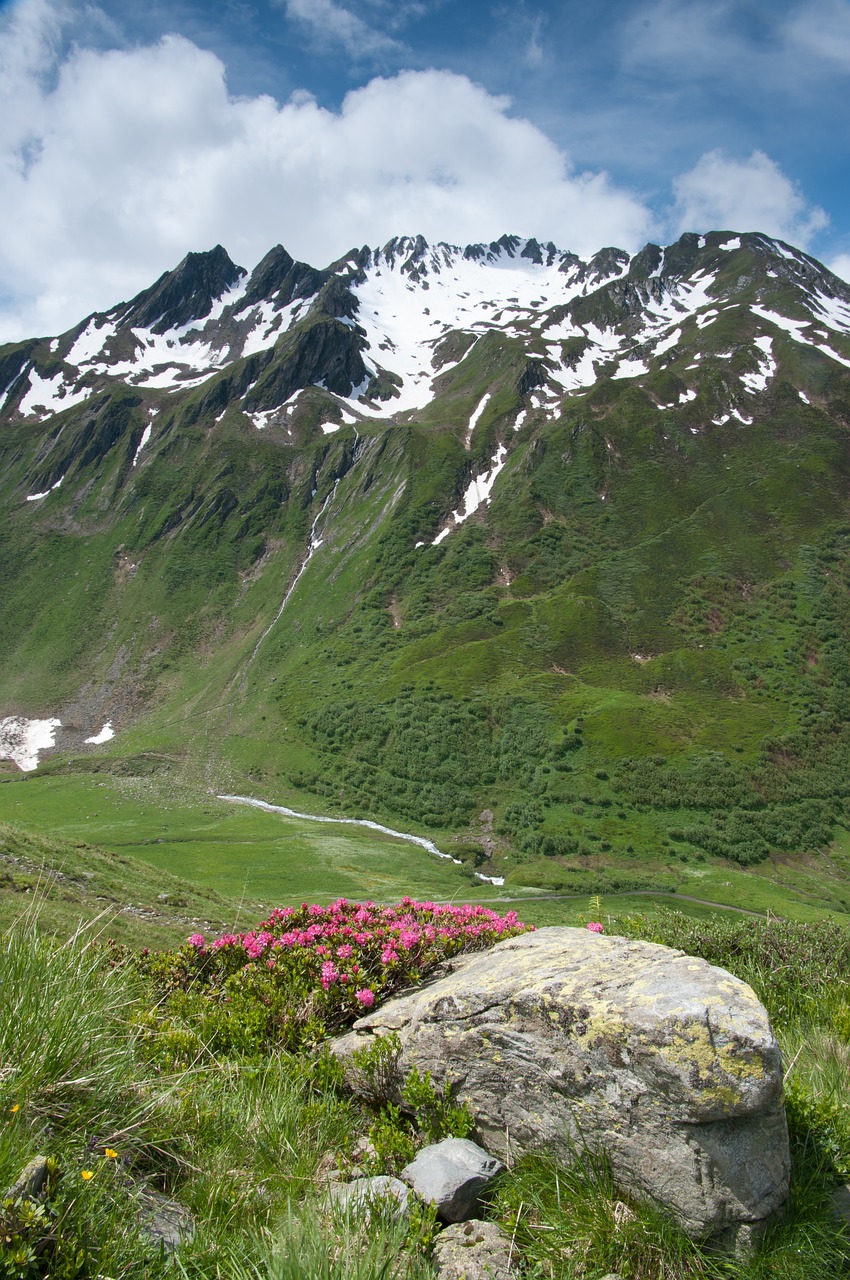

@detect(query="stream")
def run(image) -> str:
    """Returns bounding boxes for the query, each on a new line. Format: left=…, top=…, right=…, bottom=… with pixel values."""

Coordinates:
left=217, top=793, right=506, bottom=884
left=241, top=480, right=340, bottom=682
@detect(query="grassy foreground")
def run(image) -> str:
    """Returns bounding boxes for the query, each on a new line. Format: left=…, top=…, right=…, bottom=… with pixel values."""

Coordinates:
left=3, top=892, right=850, bottom=1279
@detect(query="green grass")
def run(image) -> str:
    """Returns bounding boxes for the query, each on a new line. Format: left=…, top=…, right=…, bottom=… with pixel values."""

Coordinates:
left=0, top=774, right=492, bottom=909
left=6, top=899, right=850, bottom=1278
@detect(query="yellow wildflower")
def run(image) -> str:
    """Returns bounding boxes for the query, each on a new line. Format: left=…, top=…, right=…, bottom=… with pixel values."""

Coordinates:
left=104, top=1148, right=118, bottom=1159
left=9, top=1104, right=19, bottom=1114
left=81, top=1170, right=94, bottom=1181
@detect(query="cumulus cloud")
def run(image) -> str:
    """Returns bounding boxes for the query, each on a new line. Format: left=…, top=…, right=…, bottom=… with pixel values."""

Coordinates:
left=0, top=7, right=654, bottom=341
left=671, top=149, right=828, bottom=245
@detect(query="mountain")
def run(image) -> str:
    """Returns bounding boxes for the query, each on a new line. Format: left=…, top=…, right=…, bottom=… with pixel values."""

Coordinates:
left=2, top=229, right=850, bottom=889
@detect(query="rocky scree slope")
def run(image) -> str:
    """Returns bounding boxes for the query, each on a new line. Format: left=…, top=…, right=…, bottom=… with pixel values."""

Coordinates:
left=2, top=230, right=850, bottom=882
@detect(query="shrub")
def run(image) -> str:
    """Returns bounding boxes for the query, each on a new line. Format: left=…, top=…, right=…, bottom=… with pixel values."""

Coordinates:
left=135, top=899, right=532, bottom=1058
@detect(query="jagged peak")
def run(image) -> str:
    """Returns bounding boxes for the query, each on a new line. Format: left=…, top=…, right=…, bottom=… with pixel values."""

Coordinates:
left=114, top=244, right=246, bottom=335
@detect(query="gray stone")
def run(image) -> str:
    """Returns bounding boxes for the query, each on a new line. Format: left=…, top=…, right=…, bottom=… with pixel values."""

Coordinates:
left=5, top=1155, right=49, bottom=1203
left=135, top=1187, right=195, bottom=1251
left=333, top=926, right=790, bottom=1242
left=327, top=1175, right=410, bottom=1217
left=432, top=1219, right=513, bottom=1280
left=401, top=1138, right=504, bottom=1222
left=830, top=1182, right=850, bottom=1227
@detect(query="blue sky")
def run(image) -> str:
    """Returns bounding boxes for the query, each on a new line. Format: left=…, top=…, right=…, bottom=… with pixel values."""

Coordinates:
left=1, top=0, right=849, bottom=339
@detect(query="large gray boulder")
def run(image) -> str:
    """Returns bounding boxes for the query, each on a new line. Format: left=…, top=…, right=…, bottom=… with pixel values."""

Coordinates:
left=332, top=927, right=790, bottom=1244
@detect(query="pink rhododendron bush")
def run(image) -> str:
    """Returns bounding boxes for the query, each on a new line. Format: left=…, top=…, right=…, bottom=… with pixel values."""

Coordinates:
left=135, top=898, right=532, bottom=1060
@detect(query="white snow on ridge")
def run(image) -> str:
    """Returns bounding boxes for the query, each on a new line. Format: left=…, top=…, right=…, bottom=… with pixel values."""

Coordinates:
left=720, top=237, right=742, bottom=251
left=18, top=369, right=94, bottom=417
left=239, top=297, right=307, bottom=358
left=0, top=716, right=61, bottom=771
left=67, top=318, right=117, bottom=366
left=349, top=246, right=612, bottom=415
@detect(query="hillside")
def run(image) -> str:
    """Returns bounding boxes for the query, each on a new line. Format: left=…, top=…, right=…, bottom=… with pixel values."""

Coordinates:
left=2, top=230, right=850, bottom=895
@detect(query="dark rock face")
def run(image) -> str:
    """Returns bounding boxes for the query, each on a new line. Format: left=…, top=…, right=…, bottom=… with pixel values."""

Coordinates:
left=238, top=245, right=327, bottom=312
left=244, top=317, right=369, bottom=411
left=333, top=928, right=791, bottom=1246
left=117, top=246, right=245, bottom=334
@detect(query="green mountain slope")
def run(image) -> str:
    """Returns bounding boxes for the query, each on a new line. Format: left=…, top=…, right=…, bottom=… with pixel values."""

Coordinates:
left=2, top=230, right=850, bottom=894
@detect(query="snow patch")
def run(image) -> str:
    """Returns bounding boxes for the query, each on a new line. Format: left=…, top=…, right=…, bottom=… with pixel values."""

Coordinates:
left=653, top=326, right=682, bottom=356
left=67, top=317, right=116, bottom=366
left=320, top=422, right=342, bottom=434
left=85, top=721, right=114, bottom=745
left=26, top=474, right=64, bottom=501
left=612, top=357, right=649, bottom=380
left=431, top=443, right=508, bottom=545
left=132, top=416, right=155, bottom=466
left=741, top=336, right=776, bottom=393
left=720, top=237, right=742, bottom=251
left=19, top=369, right=93, bottom=417
left=465, top=392, right=491, bottom=445
left=0, top=716, right=61, bottom=771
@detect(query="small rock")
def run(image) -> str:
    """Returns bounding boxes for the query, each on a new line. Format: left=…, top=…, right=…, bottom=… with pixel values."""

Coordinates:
left=135, top=1188, right=195, bottom=1251
left=401, top=1138, right=504, bottom=1222
left=433, top=1219, right=513, bottom=1280
left=313, top=1152, right=343, bottom=1185
left=328, top=1175, right=410, bottom=1217
left=830, top=1183, right=850, bottom=1226
left=5, top=1156, right=49, bottom=1203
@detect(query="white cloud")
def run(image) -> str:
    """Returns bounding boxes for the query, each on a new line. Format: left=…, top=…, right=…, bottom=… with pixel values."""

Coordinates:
left=0, top=9, right=654, bottom=341
left=829, top=253, right=850, bottom=284
left=281, top=0, right=403, bottom=58
left=523, top=14, right=545, bottom=68
left=671, top=149, right=828, bottom=245
left=784, top=0, right=850, bottom=71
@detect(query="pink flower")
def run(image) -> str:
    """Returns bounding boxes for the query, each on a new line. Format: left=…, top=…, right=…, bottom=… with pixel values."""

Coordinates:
left=356, top=988, right=376, bottom=1007
left=587, top=922, right=604, bottom=934
left=187, top=934, right=205, bottom=948
left=336, top=944, right=354, bottom=960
